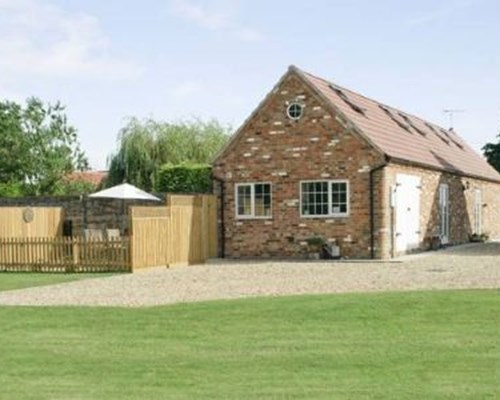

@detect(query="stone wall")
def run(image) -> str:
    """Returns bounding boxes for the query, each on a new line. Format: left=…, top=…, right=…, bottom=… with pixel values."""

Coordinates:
left=213, top=70, right=384, bottom=259
left=382, top=163, right=500, bottom=258
left=0, top=196, right=163, bottom=236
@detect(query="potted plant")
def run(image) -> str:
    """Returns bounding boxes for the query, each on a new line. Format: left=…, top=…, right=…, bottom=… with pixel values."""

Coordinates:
left=305, top=236, right=326, bottom=259
left=470, top=233, right=481, bottom=242
left=470, top=232, right=489, bottom=243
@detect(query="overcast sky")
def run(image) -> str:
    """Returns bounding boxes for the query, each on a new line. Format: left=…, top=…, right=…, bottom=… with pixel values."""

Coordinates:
left=1, top=0, right=499, bottom=169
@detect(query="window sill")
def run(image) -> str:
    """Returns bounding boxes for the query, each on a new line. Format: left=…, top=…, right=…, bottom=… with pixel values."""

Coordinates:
left=235, top=216, right=273, bottom=221
left=300, top=214, right=349, bottom=219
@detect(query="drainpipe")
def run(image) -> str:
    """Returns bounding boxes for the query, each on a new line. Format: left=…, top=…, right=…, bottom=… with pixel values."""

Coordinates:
left=369, top=157, right=389, bottom=259
left=212, top=174, right=225, bottom=258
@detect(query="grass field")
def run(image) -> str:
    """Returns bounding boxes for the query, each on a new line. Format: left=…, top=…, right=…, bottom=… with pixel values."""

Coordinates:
left=0, top=273, right=115, bottom=292
left=0, top=290, right=498, bottom=399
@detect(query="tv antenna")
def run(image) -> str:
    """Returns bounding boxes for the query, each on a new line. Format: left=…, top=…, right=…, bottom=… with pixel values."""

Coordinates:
left=443, top=109, right=465, bottom=130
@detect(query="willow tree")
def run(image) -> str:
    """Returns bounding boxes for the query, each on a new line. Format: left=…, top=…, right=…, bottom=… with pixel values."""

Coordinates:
left=106, top=118, right=231, bottom=191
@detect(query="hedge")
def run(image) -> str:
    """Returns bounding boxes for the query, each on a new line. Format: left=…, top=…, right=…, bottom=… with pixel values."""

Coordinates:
left=157, top=163, right=212, bottom=193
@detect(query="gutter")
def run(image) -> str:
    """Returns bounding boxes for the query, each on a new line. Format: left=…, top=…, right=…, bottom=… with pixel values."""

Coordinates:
left=369, top=157, right=390, bottom=259
left=388, top=156, right=500, bottom=185
left=212, top=174, right=225, bottom=258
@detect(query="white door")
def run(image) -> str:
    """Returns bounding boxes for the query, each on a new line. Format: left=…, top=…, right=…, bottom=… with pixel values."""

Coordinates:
left=395, top=174, right=421, bottom=252
left=439, top=184, right=450, bottom=244
left=474, top=189, right=482, bottom=234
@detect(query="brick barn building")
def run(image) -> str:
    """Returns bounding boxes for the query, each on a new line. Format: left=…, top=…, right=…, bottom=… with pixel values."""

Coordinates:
left=212, top=66, right=500, bottom=259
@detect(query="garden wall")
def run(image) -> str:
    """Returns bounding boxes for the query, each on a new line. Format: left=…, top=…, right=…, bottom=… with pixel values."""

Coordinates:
left=0, top=196, right=161, bottom=236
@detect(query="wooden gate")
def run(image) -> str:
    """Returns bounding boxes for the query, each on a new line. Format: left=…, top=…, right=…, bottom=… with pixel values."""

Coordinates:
left=129, top=195, right=218, bottom=271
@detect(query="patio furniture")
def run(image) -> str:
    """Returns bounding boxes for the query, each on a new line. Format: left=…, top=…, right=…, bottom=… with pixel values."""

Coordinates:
left=84, top=228, right=104, bottom=240
left=106, top=229, right=121, bottom=239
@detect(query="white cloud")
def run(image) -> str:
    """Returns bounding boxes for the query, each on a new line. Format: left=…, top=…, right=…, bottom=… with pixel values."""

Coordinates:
left=170, top=0, right=263, bottom=43
left=0, top=0, right=142, bottom=81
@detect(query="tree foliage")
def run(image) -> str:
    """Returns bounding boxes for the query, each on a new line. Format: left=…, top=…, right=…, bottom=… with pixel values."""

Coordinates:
left=57, top=179, right=99, bottom=196
left=106, top=118, right=230, bottom=191
left=0, top=182, right=24, bottom=198
left=157, top=163, right=212, bottom=193
left=482, top=132, right=500, bottom=173
left=0, top=97, right=88, bottom=196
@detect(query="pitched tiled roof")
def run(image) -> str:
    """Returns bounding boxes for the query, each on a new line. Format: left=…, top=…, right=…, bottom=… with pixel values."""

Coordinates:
left=298, top=67, right=500, bottom=182
left=65, top=170, right=108, bottom=186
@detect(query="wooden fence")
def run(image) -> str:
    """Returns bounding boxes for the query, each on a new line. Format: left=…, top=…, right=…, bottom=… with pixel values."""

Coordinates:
left=0, top=237, right=130, bottom=273
left=130, top=194, right=218, bottom=271
left=0, top=195, right=218, bottom=273
left=0, top=207, right=63, bottom=238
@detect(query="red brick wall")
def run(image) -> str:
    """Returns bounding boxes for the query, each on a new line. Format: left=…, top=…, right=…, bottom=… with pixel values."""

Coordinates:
left=213, top=71, right=385, bottom=259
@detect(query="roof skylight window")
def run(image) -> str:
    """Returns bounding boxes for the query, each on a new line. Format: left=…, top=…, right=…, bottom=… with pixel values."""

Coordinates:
left=439, top=128, right=464, bottom=150
left=424, top=122, right=437, bottom=133
left=398, top=113, right=427, bottom=136
left=425, top=123, right=450, bottom=145
left=379, top=105, right=411, bottom=133
left=329, top=85, right=366, bottom=116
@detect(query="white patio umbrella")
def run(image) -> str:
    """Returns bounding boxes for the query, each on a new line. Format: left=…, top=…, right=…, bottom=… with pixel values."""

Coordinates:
left=89, top=183, right=161, bottom=201
left=87, top=183, right=161, bottom=233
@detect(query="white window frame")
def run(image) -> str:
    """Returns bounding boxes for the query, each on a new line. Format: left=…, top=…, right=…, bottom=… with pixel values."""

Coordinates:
left=235, top=182, right=272, bottom=219
left=300, top=179, right=350, bottom=218
left=286, top=102, right=304, bottom=120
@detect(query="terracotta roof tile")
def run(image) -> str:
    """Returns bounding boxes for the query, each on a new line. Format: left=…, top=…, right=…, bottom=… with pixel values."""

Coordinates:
left=65, top=170, right=108, bottom=186
left=300, top=68, right=500, bottom=182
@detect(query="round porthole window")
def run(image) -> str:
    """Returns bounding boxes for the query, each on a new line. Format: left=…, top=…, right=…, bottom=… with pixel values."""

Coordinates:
left=287, top=103, right=303, bottom=120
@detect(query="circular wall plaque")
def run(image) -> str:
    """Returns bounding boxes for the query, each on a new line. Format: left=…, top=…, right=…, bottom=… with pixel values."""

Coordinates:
left=23, top=208, right=34, bottom=223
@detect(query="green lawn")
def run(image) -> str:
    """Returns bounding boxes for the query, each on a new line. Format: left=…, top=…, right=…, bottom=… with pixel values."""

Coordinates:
left=0, top=290, right=498, bottom=399
left=0, top=272, right=115, bottom=292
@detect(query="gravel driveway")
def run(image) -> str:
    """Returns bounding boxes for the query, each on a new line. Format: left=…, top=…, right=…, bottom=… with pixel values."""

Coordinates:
left=0, top=242, right=499, bottom=307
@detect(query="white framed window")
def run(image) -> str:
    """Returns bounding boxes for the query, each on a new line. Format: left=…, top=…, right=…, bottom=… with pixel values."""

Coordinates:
left=300, top=180, right=349, bottom=217
left=286, top=103, right=303, bottom=120
left=235, top=183, right=272, bottom=219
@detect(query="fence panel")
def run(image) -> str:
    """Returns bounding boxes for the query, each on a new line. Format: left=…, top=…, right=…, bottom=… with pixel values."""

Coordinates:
left=0, top=237, right=130, bottom=273
left=0, top=207, right=63, bottom=238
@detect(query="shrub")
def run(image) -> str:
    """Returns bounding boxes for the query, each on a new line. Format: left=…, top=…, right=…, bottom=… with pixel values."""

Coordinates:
left=157, top=163, right=212, bottom=193
left=0, top=182, right=23, bottom=197
left=305, top=236, right=326, bottom=249
left=470, top=232, right=490, bottom=243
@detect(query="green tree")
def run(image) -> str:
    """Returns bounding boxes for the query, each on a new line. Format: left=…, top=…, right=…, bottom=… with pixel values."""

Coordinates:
left=56, top=179, right=99, bottom=196
left=106, top=117, right=230, bottom=191
left=0, top=101, right=26, bottom=185
left=0, top=97, right=88, bottom=196
left=483, top=132, right=500, bottom=173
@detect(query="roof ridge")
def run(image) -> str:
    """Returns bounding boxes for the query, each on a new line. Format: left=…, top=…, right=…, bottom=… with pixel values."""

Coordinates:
left=298, top=67, right=456, bottom=137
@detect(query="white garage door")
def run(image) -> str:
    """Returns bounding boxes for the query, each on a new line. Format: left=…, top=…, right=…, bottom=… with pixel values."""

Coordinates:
left=395, top=174, right=421, bottom=252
